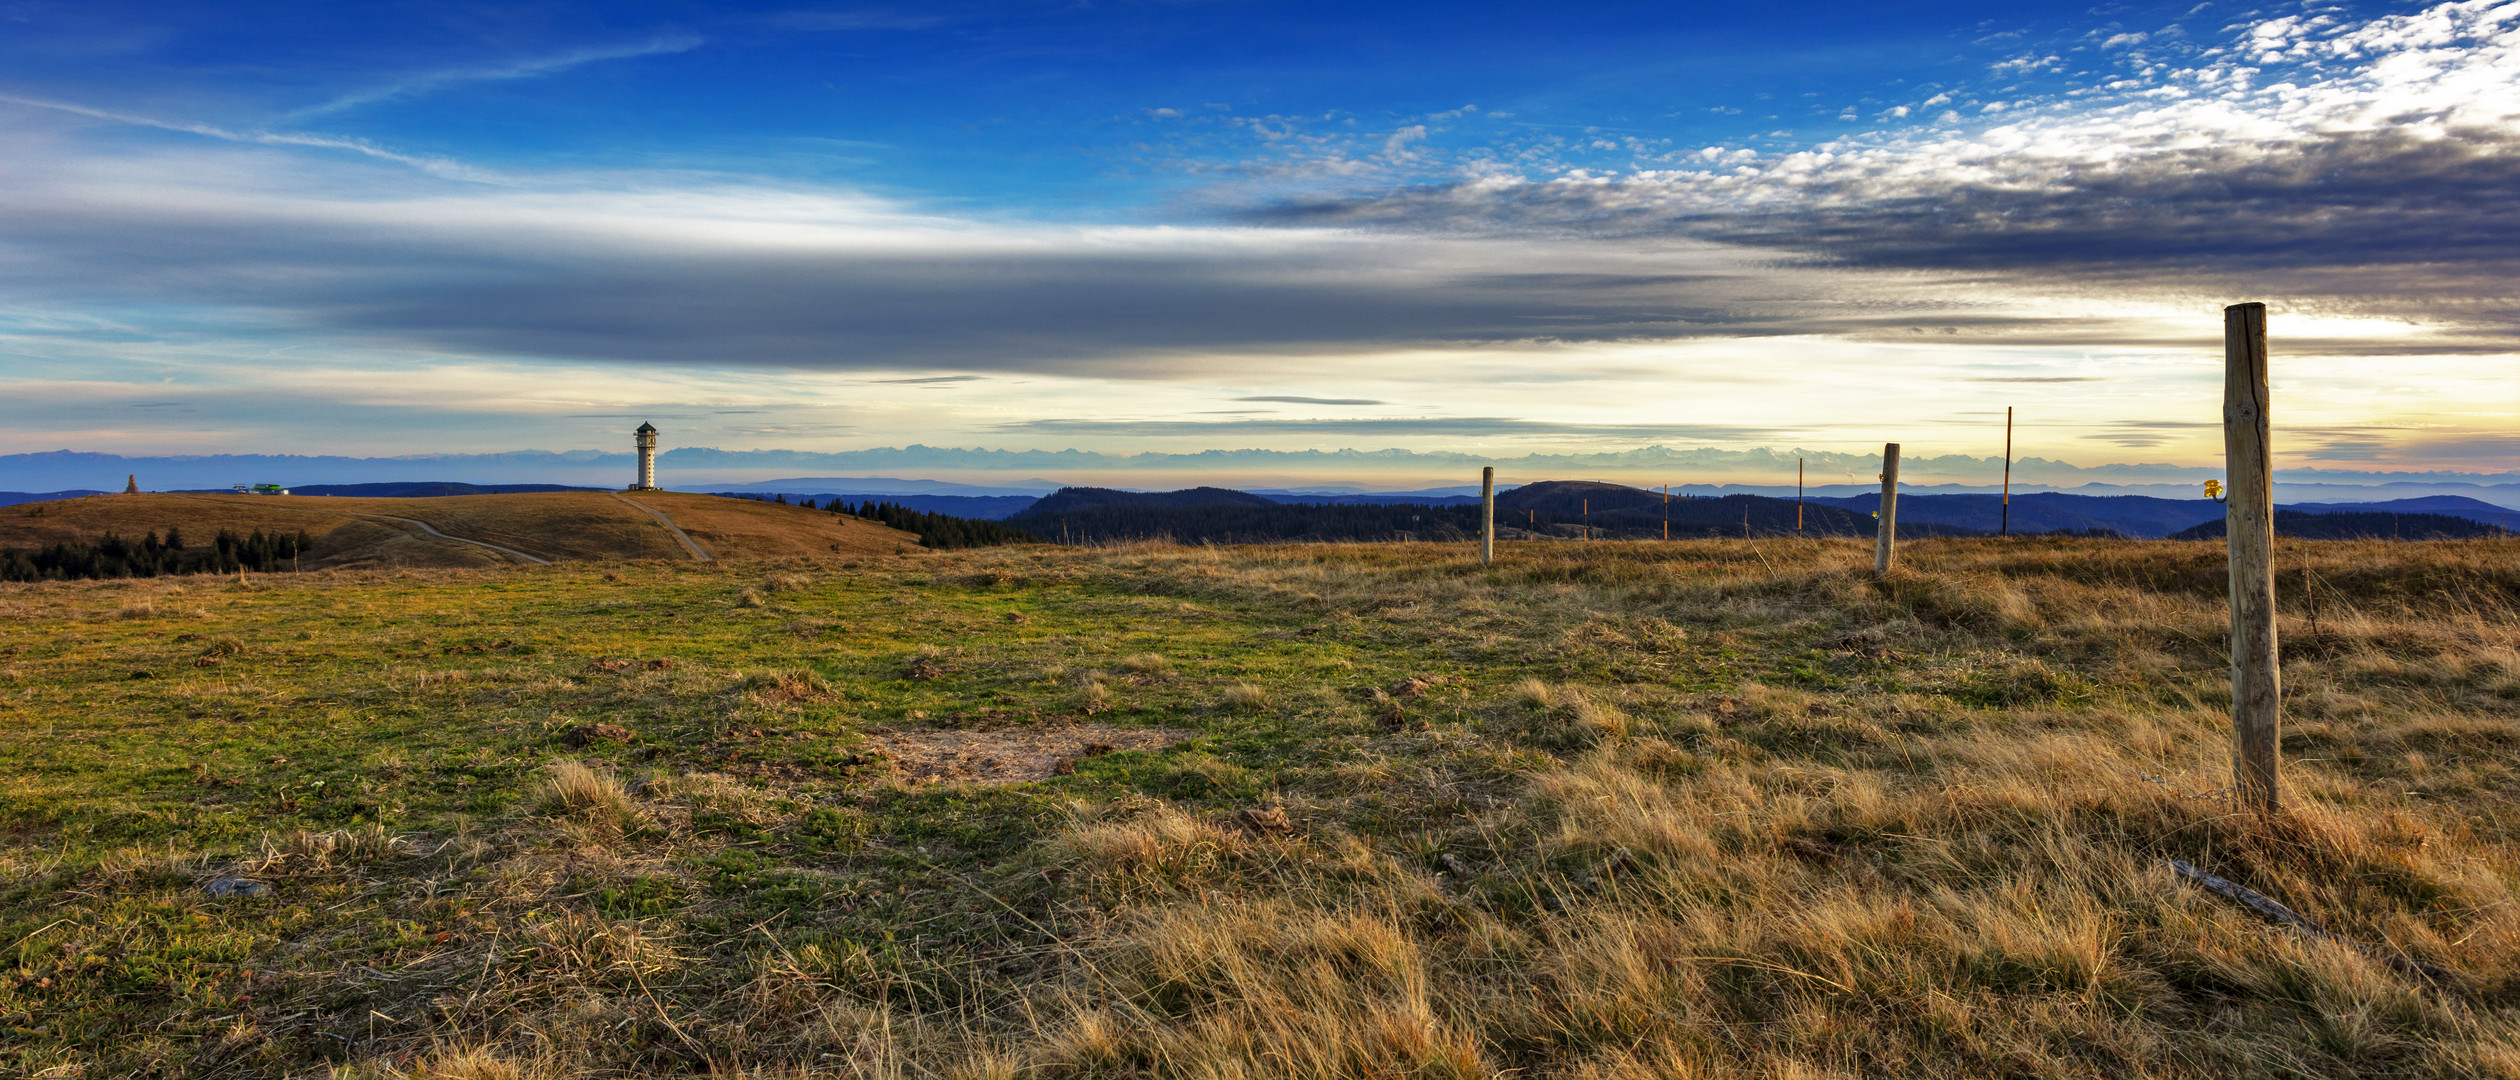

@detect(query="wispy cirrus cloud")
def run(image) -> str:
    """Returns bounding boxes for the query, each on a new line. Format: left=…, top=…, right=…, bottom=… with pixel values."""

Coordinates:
left=997, top=417, right=1800, bottom=440
left=0, top=93, right=473, bottom=175
left=284, top=36, right=706, bottom=120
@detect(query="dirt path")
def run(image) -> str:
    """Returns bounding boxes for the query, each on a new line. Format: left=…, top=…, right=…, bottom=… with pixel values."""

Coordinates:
left=164, top=495, right=553, bottom=565
left=363, top=514, right=551, bottom=565
left=612, top=492, right=713, bottom=561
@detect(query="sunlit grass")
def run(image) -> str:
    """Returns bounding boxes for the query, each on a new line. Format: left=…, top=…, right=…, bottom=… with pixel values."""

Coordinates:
left=2, top=537, right=2515, bottom=1077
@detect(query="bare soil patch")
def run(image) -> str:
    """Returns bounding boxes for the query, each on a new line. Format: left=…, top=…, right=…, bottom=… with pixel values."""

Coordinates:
left=863, top=723, right=1189, bottom=784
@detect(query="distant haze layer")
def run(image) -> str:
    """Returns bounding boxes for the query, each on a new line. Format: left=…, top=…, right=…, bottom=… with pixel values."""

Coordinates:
left=8, top=446, right=2515, bottom=510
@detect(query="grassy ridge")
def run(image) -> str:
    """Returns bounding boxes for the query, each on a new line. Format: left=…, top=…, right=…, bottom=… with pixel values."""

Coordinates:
left=2, top=538, right=2516, bottom=1078
left=0, top=492, right=921, bottom=571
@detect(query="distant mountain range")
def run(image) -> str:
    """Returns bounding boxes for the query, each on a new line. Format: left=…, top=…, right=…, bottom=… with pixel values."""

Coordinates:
left=11, top=478, right=2518, bottom=541
left=1004, top=487, right=1482, bottom=545
left=716, top=483, right=1489, bottom=520
left=710, top=476, right=1060, bottom=497
left=1811, top=491, right=2520, bottom=538
left=979, top=481, right=2520, bottom=543
left=7, top=448, right=2515, bottom=509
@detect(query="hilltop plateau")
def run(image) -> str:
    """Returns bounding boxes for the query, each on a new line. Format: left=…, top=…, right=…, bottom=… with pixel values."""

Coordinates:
left=2, top=535, right=2516, bottom=1078
left=0, top=491, right=920, bottom=571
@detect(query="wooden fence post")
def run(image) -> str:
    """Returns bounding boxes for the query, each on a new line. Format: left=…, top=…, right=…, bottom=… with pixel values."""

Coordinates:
left=1874, top=443, right=1901, bottom=577
left=1480, top=467, right=1495, bottom=566
left=2225, top=302, right=2280, bottom=812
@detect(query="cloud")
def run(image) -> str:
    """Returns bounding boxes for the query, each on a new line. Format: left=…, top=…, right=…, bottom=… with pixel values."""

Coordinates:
left=996, top=417, right=1800, bottom=439
left=286, top=37, right=706, bottom=119
left=1227, top=0, right=2520, bottom=319
left=2080, top=418, right=2222, bottom=448
left=0, top=2, right=2510, bottom=474
left=0, top=93, right=472, bottom=175
left=0, top=124, right=2004, bottom=373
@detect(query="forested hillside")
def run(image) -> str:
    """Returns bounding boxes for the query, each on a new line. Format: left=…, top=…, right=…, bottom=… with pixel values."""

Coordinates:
left=2171, top=510, right=2511, bottom=541
left=1009, top=488, right=1482, bottom=544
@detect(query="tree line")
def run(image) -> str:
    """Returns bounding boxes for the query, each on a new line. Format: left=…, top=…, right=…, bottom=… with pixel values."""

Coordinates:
left=831, top=500, right=1041, bottom=549
left=712, top=494, right=1045, bottom=549
left=0, top=527, right=314, bottom=582
left=1006, top=501, right=1484, bottom=545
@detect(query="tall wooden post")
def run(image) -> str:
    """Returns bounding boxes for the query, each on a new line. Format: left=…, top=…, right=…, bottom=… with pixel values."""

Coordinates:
left=1796, top=458, right=1804, bottom=533
left=1480, top=467, right=1495, bottom=566
left=2000, top=407, right=2013, bottom=537
left=1874, top=443, right=1901, bottom=577
left=2224, top=302, right=2280, bottom=812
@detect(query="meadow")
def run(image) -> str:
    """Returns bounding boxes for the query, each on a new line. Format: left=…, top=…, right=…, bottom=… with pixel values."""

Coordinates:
left=2, top=537, right=2516, bottom=1078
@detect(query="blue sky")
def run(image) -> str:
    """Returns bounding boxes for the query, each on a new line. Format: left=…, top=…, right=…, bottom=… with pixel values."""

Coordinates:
left=1, top=0, right=2514, bottom=485
left=7, top=0, right=2205, bottom=211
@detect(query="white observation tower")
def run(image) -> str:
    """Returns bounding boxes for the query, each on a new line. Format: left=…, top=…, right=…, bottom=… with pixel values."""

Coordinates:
left=630, top=422, right=660, bottom=491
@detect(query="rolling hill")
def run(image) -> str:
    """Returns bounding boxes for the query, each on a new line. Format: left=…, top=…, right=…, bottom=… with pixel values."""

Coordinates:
left=0, top=490, right=108, bottom=508
left=712, top=491, right=1043, bottom=520
left=0, top=491, right=920, bottom=572
left=283, top=482, right=606, bottom=498
left=1497, top=480, right=1982, bottom=539
left=1812, top=491, right=2520, bottom=538
left=1810, top=491, right=2215, bottom=537
left=2169, top=510, right=2512, bottom=541
left=1006, top=487, right=1475, bottom=544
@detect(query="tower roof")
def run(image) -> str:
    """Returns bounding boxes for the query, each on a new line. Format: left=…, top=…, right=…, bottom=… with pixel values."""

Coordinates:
left=635, top=421, right=657, bottom=434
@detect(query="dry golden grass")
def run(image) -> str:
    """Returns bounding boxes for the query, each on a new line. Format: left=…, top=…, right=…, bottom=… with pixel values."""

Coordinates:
left=984, top=537, right=2520, bottom=1079
left=1219, top=682, right=1270, bottom=711
left=6, top=536, right=2516, bottom=1078
left=621, top=491, right=920, bottom=560
left=534, top=760, right=647, bottom=841
left=0, top=490, right=919, bottom=570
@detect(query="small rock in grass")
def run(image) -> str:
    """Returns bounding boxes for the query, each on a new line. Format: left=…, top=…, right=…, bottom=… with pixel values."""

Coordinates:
left=1376, top=701, right=1426, bottom=732
left=562, top=723, right=636, bottom=747
left=1237, top=804, right=1295, bottom=837
left=1596, top=846, right=1636, bottom=880
left=202, top=877, right=271, bottom=899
